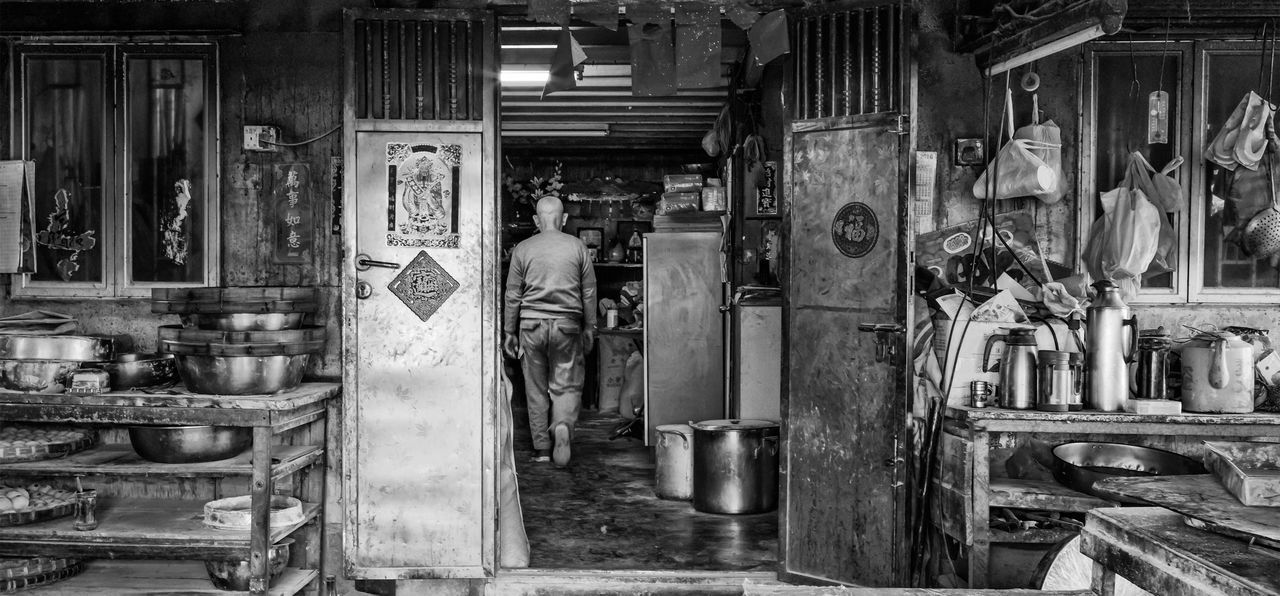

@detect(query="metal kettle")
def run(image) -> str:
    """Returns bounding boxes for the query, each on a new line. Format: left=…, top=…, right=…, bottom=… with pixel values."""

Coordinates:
left=1180, top=331, right=1255, bottom=413
left=982, top=328, right=1038, bottom=409
left=1086, top=280, right=1138, bottom=412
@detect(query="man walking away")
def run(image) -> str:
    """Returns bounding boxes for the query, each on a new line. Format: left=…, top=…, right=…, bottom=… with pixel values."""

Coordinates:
left=503, top=196, right=596, bottom=467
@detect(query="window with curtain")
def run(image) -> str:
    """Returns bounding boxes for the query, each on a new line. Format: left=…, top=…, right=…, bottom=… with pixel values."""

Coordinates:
left=13, top=43, right=218, bottom=297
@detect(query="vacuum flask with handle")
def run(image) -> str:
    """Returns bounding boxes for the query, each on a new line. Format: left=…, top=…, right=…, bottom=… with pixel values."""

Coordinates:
left=1086, top=280, right=1138, bottom=412
left=982, top=327, right=1038, bottom=410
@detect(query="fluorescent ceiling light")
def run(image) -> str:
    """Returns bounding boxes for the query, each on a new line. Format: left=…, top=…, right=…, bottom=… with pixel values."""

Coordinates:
left=501, top=70, right=550, bottom=85
left=502, top=129, right=610, bottom=137
left=985, top=23, right=1105, bottom=76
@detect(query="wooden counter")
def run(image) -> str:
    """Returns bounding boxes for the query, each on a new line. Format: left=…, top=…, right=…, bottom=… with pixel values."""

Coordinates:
left=1081, top=507, right=1280, bottom=596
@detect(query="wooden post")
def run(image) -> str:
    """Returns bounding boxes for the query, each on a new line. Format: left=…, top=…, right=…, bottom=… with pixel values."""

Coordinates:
left=250, top=425, right=273, bottom=596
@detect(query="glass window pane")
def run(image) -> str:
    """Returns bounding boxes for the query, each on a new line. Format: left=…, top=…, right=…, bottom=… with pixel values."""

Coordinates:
left=1202, top=51, right=1280, bottom=290
left=1094, top=52, right=1182, bottom=289
left=127, top=56, right=208, bottom=283
left=24, top=56, right=107, bottom=283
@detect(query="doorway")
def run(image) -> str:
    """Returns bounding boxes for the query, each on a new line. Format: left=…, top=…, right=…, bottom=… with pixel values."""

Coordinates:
left=497, top=12, right=779, bottom=572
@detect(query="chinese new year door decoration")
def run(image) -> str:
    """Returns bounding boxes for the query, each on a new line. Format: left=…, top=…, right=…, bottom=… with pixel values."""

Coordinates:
left=273, top=164, right=313, bottom=264
left=386, top=142, right=462, bottom=249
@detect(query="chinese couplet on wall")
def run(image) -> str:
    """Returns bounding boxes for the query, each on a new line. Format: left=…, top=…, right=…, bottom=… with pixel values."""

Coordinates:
left=273, top=163, right=313, bottom=264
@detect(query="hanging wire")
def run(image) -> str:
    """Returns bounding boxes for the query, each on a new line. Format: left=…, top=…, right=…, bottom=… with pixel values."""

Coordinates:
left=1157, top=18, right=1171, bottom=94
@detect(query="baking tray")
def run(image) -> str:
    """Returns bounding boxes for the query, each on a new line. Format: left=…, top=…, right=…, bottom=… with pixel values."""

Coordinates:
left=0, top=427, right=96, bottom=463
left=1204, top=441, right=1280, bottom=507
left=0, top=561, right=83, bottom=593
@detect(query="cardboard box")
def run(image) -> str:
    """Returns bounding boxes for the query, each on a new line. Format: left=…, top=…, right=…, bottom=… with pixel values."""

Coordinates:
left=701, top=187, right=726, bottom=211
left=663, top=174, right=703, bottom=193
left=1203, top=441, right=1280, bottom=507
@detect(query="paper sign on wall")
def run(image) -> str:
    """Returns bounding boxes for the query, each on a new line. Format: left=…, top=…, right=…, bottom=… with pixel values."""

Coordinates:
left=273, top=163, right=313, bottom=264
left=0, top=161, right=37, bottom=274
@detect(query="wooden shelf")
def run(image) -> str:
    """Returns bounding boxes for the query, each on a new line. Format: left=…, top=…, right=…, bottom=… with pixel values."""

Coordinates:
left=0, top=383, right=339, bottom=428
left=947, top=405, right=1280, bottom=434
left=22, top=560, right=317, bottom=595
left=989, top=478, right=1114, bottom=512
left=0, top=497, right=319, bottom=560
left=989, top=526, right=1079, bottom=544
left=0, top=444, right=322, bottom=481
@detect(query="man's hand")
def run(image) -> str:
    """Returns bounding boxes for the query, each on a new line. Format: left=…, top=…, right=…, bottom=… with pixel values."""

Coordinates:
left=502, top=333, right=520, bottom=360
left=582, top=327, right=596, bottom=353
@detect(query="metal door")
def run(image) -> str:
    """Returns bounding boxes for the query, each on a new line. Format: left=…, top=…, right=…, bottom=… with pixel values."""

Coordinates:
left=341, top=9, right=498, bottom=579
left=780, top=1, right=912, bottom=587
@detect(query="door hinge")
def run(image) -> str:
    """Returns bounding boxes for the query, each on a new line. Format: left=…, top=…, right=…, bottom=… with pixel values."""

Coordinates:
left=890, top=113, right=910, bottom=136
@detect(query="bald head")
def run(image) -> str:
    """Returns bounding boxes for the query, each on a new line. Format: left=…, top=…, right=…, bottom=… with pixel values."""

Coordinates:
left=535, top=196, right=566, bottom=232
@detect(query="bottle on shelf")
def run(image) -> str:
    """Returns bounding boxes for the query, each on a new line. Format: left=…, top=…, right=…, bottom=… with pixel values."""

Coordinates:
left=627, top=230, right=643, bottom=263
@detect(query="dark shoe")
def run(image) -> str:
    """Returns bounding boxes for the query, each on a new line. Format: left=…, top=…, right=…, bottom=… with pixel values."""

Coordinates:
left=531, top=449, right=551, bottom=463
left=552, top=424, right=571, bottom=467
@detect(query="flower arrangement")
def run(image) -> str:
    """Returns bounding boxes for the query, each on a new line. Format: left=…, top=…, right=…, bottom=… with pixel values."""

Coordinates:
left=503, top=161, right=564, bottom=209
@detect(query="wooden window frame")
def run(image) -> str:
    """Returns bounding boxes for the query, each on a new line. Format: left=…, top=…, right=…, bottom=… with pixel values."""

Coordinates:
left=1081, top=38, right=1280, bottom=305
left=9, top=40, right=220, bottom=299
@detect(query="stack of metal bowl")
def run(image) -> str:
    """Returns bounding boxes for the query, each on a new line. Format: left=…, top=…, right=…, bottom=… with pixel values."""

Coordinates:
left=152, top=287, right=323, bottom=395
left=0, top=336, right=114, bottom=394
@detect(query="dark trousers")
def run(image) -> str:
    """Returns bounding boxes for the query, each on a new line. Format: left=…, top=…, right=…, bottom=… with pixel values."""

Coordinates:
left=518, top=318, right=585, bottom=450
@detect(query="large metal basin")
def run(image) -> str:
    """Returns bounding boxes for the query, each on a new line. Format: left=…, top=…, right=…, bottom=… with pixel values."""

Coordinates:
left=181, top=313, right=307, bottom=331
left=1052, top=442, right=1206, bottom=503
left=98, top=353, right=177, bottom=390
left=203, top=538, right=292, bottom=590
left=0, top=335, right=114, bottom=361
left=175, top=354, right=310, bottom=395
left=691, top=419, right=779, bottom=514
left=0, top=359, right=82, bottom=393
left=128, top=425, right=251, bottom=463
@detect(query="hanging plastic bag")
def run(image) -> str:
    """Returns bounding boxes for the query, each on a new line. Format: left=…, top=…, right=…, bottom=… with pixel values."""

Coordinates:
left=972, top=138, right=1061, bottom=200
left=1082, top=185, right=1162, bottom=300
left=1012, top=120, right=1066, bottom=204
left=1121, top=152, right=1180, bottom=275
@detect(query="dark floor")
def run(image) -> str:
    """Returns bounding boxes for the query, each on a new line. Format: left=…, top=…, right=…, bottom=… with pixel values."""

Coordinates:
left=511, top=408, right=779, bottom=571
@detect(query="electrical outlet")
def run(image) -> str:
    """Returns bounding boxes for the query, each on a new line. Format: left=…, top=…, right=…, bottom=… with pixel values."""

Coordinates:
left=243, top=125, right=280, bottom=152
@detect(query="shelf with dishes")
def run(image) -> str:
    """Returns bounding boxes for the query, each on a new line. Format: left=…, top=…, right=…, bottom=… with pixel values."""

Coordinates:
left=0, top=497, right=320, bottom=560
left=17, top=560, right=317, bottom=596
left=0, top=443, right=322, bottom=480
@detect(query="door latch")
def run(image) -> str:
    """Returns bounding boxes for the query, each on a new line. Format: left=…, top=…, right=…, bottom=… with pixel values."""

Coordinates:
left=857, top=323, right=906, bottom=364
left=355, top=253, right=401, bottom=271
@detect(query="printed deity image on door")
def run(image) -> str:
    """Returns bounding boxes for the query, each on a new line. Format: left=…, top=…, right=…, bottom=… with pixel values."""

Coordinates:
left=386, top=142, right=463, bottom=248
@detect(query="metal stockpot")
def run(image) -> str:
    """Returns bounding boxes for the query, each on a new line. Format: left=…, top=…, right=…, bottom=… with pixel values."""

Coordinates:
left=654, top=424, right=694, bottom=500
left=690, top=419, right=779, bottom=514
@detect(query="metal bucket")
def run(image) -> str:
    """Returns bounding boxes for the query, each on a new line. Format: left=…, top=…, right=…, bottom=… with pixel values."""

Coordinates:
left=654, top=424, right=694, bottom=500
left=690, top=419, right=779, bottom=514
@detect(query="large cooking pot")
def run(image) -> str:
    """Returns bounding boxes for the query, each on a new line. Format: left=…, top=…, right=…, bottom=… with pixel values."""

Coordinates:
left=654, top=424, right=694, bottom=500
left=690, top=419, right=779, bottom=514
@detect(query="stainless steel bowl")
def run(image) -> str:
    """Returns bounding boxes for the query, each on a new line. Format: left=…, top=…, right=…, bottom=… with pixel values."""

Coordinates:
left=175, top=354, right=310, bottom=395
left=128, top=425, right=252, bottom=463
left=203, top=538, right=292, bottom=591
left=181, top=313, right=307, bottom=331
left=98, top=353, right=177, bottom=390
left=0, top=359, right=82, bottom=393
left=1052, top=442, right=1206, bottom=503
left=0, top=335, right=115, bottom=361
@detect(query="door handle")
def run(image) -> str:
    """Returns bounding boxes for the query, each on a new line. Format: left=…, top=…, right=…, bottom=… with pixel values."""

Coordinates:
left=355, top=253, right=401, bottom=271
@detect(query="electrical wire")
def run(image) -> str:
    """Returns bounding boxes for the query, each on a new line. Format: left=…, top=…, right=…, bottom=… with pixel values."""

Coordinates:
left=261, top=124, right=341, bottom=147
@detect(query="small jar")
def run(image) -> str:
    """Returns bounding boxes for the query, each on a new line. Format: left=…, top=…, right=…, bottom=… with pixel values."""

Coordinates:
left=73, top=489, right=98, bottom=531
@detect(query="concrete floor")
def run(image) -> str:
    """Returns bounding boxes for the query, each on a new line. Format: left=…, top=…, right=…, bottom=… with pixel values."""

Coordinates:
left=511, top=409, right=779, bottom=571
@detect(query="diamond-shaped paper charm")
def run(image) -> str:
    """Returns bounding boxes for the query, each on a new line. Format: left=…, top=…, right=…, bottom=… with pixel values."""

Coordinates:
left=387, top=250, right=459, bottom=323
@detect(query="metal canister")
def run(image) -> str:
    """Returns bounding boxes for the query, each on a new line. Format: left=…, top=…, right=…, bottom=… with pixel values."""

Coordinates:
left=970, top=381, right=991, bottom=408
left=1068, top=352, right=1085, bottom=410
left=1037, top=351, right=1074, bottom=412
left=1135, top=332, right=1172, bottom=400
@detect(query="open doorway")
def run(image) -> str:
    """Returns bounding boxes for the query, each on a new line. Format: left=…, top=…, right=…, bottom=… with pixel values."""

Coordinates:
left=496, top=13, right=781, bottom=573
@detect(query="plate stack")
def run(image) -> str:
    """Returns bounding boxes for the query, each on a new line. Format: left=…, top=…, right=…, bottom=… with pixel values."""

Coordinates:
left=151, top=287, right=324, bottom=395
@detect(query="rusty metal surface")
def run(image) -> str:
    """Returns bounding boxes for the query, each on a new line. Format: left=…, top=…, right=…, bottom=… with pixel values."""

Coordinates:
left=783, top=122, right=903, bottom=585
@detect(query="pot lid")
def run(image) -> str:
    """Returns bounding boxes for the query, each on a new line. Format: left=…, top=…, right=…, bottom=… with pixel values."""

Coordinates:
left=690, top=419, right=779, bottom=431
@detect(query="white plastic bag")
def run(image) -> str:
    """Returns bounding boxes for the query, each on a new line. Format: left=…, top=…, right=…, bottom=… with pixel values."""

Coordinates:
left=972, top=138, right=1060, bottom=200
left=1013, top=120, right=1067, bottom=204
left=1082, top=186, right=1162, bottom=300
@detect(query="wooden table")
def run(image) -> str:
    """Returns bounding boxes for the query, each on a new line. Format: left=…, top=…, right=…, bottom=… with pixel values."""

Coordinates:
left=942, top=405, right=1280, bottom=588
left=0, top=382, right=340, bottom=595
left=1081, top=507, right=1280, bottom=596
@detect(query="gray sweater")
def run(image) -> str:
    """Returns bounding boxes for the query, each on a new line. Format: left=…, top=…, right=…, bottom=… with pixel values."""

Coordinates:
left=504, top=230, right=597, bottom=334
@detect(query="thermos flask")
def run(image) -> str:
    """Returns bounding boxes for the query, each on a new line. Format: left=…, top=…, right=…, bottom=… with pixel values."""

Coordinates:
left=982, top=328, right=1039, bottom=410
left=1085, top=280, right=1138, bottom=411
